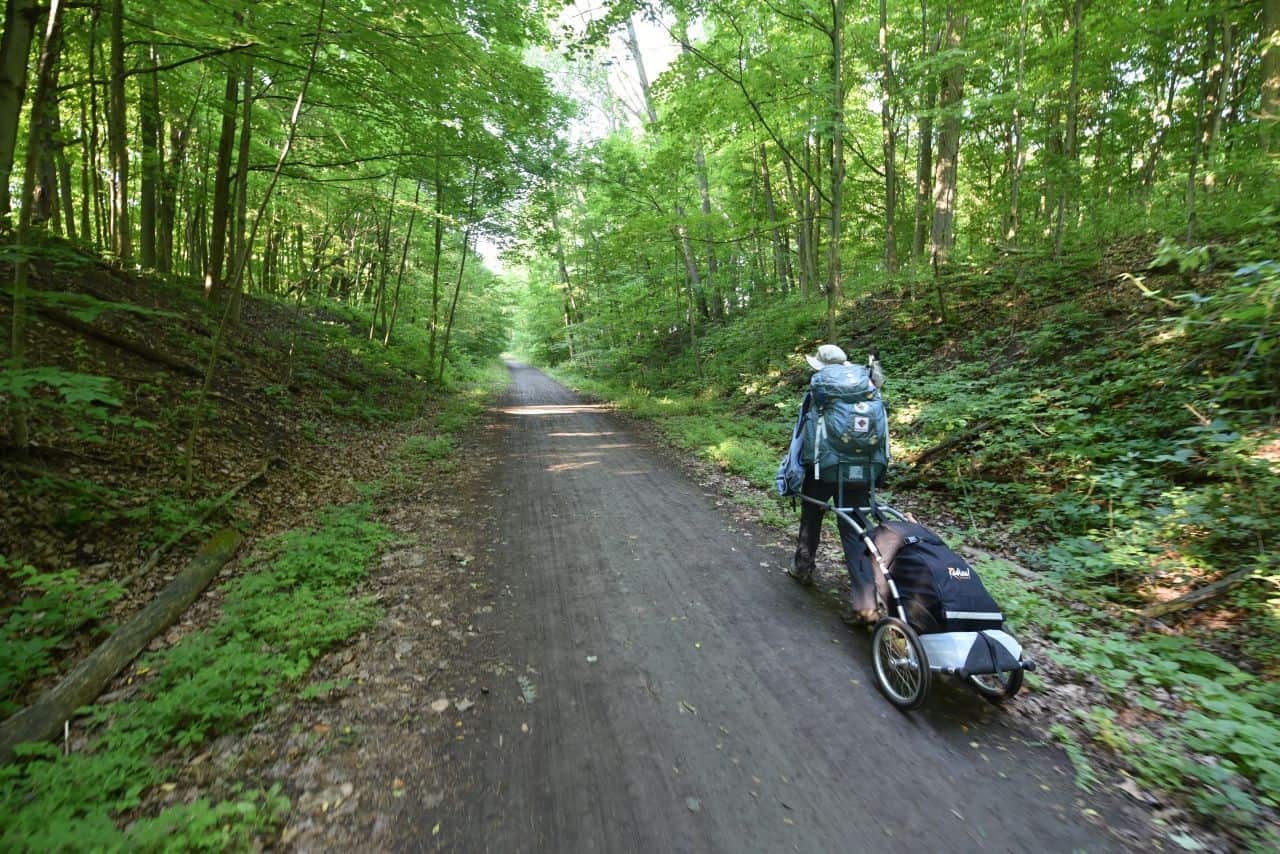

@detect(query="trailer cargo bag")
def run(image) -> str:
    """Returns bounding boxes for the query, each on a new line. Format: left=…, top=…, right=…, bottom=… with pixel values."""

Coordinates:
left=870, top=522, right=1004, bottom=635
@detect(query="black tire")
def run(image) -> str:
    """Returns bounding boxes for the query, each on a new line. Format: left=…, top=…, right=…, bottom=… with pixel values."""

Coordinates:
left=871, top=618, right=930, bottom=710
left=967, top=668, right=1024, bottom=705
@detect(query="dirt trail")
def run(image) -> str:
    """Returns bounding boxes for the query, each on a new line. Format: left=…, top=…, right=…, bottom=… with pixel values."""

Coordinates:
left=376, top=362, right=1151, bottom=853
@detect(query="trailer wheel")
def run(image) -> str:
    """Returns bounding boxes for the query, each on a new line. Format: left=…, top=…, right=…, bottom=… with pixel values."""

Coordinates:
left=967, top=668, right=1024, bottom=705
left=872, top=618, right=930, bottom=710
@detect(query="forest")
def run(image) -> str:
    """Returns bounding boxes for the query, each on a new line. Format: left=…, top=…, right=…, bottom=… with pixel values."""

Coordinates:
left=1, top=0, right=1278, bottom=848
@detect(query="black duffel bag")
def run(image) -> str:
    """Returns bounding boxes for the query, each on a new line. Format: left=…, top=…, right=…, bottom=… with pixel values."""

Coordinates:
left=870, top=522, right=1004, bottom=635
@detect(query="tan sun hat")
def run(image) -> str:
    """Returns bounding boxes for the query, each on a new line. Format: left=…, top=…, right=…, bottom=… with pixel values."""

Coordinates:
left=805, top=344, right=848, bottom=371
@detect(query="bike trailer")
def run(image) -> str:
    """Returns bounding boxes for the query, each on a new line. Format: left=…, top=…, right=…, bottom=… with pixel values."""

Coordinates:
left=870, top=521, right=1023, bottom=677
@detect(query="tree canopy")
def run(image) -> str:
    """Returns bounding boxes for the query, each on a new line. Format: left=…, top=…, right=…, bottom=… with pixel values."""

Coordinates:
left=513, top=0, right=1279, bottom=372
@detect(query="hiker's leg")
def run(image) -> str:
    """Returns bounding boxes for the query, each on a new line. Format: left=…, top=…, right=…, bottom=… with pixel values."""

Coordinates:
left=835, top=484, right=877, bottom=617
left=794, top=475, right=832, bottom=575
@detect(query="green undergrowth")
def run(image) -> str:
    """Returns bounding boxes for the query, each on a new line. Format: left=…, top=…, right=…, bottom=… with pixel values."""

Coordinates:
left=0, top=502, right=390, bottom=850
left=0, top=560, right=124, bottom=718
left=0, top=364, right=506, bottom=849
left=536, top=232, right=1280, bottom=842
left=978, top=552, right=1280, bottom=843
left=383, top=360, right=508, bottom=489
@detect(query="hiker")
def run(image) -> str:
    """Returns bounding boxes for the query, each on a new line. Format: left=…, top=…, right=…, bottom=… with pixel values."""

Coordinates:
left=782, top=344, right=884, bottom=625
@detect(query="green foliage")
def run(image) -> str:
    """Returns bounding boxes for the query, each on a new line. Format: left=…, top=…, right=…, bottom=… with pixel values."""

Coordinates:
left=0, top=365, right=155, bottom=442
left=0, top=743, right=158, bottom=849
left=120, top=490, right=222, bottom=552
left=1025, top=611, right=1280, bottom=836
left=380, top=362, right=507, bottom=489
left=1167, top=257, right=1279, bottom=405
left=127, top=786, right=292, bottom=852
left=1049, top=723, right=1099, bottom=792
left=399, top=434, right=455, bottom=463
left=0, top=503, right=391, bottom=847
left=1152, top=237, right=1213, bottom=275
left=0, top=559, right=124, bottom=715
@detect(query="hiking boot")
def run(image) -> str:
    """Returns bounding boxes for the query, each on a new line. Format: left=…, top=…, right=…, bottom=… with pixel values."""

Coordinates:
left=786, top=566, right=815, bottom=586
left=846, top=607, right=878, bottom=627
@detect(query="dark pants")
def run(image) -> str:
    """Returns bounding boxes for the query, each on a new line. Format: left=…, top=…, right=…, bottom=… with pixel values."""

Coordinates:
left=794, top=473, right=877, bottom=615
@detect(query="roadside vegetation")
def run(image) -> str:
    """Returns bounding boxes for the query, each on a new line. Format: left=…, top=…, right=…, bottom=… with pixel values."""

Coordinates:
left=3, top=0, right=547, bottom=841
left=1, top=307, right=503, bottom=846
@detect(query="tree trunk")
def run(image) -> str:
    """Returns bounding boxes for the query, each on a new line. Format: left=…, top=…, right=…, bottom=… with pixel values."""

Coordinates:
left=204, top=65, right=238, bottom=297
left=32, top=7, right=65, bottom=229
left=384, top=179, right=420, bottom=346
left=78, top=85, right=90, bottom=241
left=760, top=143, right=789, bottom=290
left=8, top=0, right=64, bottom=453
left=158, top=117, right=189, bottom=273
left=880, top=0, right=898, bottom=273
left=138, top=40, right=161, bottom=268
left=183, top=0, right=326, bottom=488
left=1053, top=0, right=1083, bottom=258
left=781, top=153, right=808, bottom=296
left=1203, top=14, right=1231, bottom=186
left=188, top=138, right=211, bottom=279
left=929, top=4, right=965, bottom=276
left=107, top=0, right=130, bottom=261
left=1262, top=0, right=1279, bottom=153
left=0, top=529, right=243, bottom=763
left=53, top=107, right=75, bottom=240
left=913, top=2, right=937, bottom=263
left=677, top=20, right=722, bottom=320
left=230, top=54, right=253, bottom=303
left=1140, top=65, right=1179, bottom=188
left=428, top=157, right=444, bottom=372
left=368, top=173, right=398, bottom=340
left=0, top=0, right=38, bottom=224
left=1186, top=30, right=1213, bottom=243
left=8, top=0, right=64, bottom=452
left=87, top=7, right=106, bottom=248
left=1006, top=0, right=1027, bottom=242
left=694, top=146, right=721, bottom=319
left=438, top=167, right=479, bottom=383
left=1140, top=567, right=1256, bottom=619
left=826, top=0, right=846, bottom=342
left=626, top=14, right=704, bottom=368
left=550, top=205, right=577, bottom=360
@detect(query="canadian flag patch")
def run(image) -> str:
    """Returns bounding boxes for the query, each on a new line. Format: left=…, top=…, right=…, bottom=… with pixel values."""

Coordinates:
left=853, top=416, right=870, bottom=431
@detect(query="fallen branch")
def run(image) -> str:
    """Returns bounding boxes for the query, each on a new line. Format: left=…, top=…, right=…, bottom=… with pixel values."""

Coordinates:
left=122, top=461, right=272, bottom=588
left=893, top=420, right=993, bottom=487
left=911, top=420, right=993, bottom=469
left=0, top=528, right=244, bottom=763
left=1140, top=567, right=1256, bottom=619
left=0, top=289, right=203, bottom=378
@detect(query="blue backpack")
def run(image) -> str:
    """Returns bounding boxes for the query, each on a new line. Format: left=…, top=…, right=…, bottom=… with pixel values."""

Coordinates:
left=775, top=392, right=811, bottom=496
left=802, top=364, right=889, bottom=484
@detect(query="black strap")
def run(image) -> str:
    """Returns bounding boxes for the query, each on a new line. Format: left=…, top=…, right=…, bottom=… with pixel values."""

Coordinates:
left=978, top=630, right=999, bottom=674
